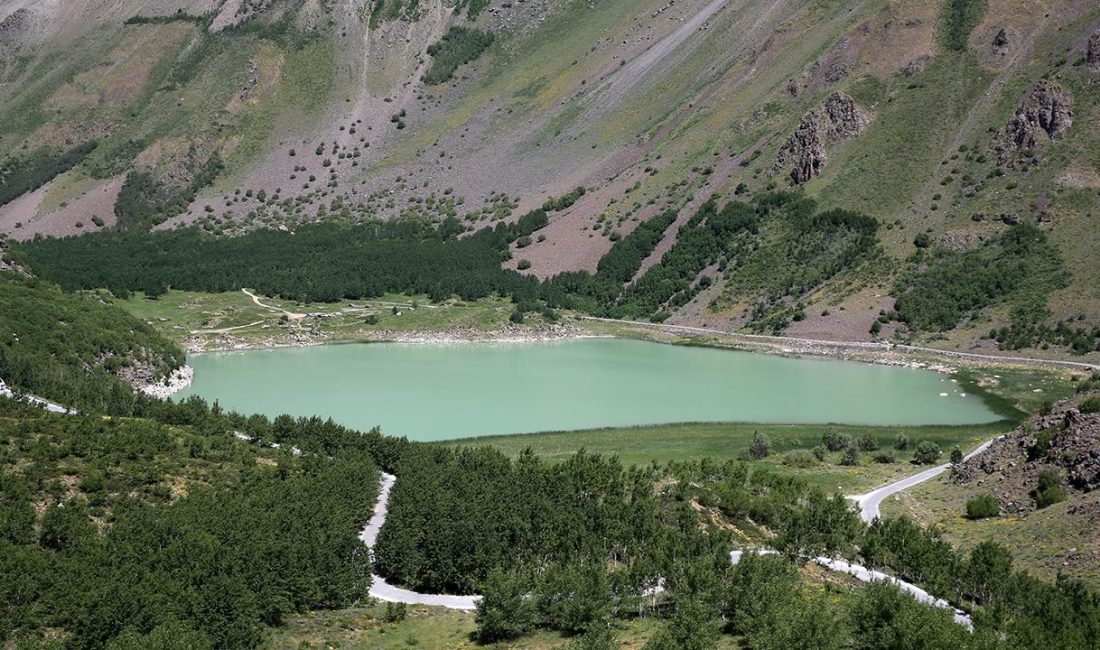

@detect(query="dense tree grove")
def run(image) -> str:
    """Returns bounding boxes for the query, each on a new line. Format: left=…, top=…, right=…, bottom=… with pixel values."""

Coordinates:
left=114, top=153, right=224, bottom=230
left=0, top=273, right=184, bottom=412
left=0, top=142, right=98, bottom=207
left=374, top=446, right=674, bottom=594
left=0, top=398, right=391, bottom=648
left=423, top=26, right=495, bottom=85
left=19, top=218, right=541, bottom=304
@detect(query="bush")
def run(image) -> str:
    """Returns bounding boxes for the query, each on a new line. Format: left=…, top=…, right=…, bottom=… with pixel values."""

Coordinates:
left=811, top=445, right=827, bottom=462
left=1080, top=396, right=1100, bottom=414
left=858, top=434, right=879, bottom=451
left=382, top=601, right=407, bottom=623
left=822, top=429, right=851, bottom=452
left=841, top=445, right=861, bottom=466
left=423, top=26, right=495, bottom=85
left=893, top=434, right=911, bottom=451
left=872, top=451, right=896, bottom=464
left=781, top=449, right=818, bottom=468
left=950, top=447, right=963, bottom=465
left=1033, top=469, right=1066, bottom=508
left=966, top=494, right=1000, bottom=519
left=746, top=431, right=771, bottom=460
left=913, top=441, right=942, bottom=465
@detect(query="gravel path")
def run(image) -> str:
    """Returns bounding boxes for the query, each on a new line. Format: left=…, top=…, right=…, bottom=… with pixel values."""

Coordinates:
left=242, top=289, right=307, bottom=320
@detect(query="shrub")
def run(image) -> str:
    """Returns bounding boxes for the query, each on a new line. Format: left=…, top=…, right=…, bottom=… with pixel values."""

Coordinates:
left=841, top=445, right=861, bottom=466
left=746, top=431, right=772, bottom=460
left=894, top=434, right=911, bottom=451
left=383, top=601, right=407, bottom=623
left=812, top=445, right=827, bottom=462
left=966, top=494, right=1000, bottom=519
left=517, top=259, right=532, bottom=271
left=950, top=447, right=963, bottom=465
left=822, top=429, right=851, bottom=452
left=858, top=434, right=879, bottom=451
left=782, top=449, right=818, bottom=468
left=873, top=451, right=896, bottom=464
left=914, top=441, right=942, bottom=465
left=1033, top=469, right=1066, bottom=508
left=423, top=26, right=495, bottom=85
left=1079, top=396, right=1100, bottom=414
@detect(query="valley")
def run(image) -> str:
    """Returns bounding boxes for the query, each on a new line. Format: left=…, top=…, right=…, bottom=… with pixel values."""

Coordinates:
left=2, top=0, right=1100, bottom=648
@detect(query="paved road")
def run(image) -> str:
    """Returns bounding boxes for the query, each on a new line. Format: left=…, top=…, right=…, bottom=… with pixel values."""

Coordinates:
left=852, top=437, right=1001, bottom=523
left=577, top=316, right=1100, bottom=371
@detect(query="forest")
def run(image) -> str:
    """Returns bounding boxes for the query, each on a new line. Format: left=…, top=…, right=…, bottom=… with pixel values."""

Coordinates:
left=0, top=272, right=184, bottom=413
left=423, top=26, right=495, bottom=85
left=0, top=397, right=393, bottom=649
left=377, top=444, right=1100, bottom=648
left=892, top=223, right=1070, bottom=347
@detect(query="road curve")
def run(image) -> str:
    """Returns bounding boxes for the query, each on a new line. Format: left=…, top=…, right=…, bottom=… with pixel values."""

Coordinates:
left=852, top=437, right=1001, bottom=523
left=359, top=473, right=479, bottom=610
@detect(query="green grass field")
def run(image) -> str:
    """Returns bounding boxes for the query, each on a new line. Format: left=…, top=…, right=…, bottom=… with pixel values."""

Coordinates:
left=446, top=420, right=1014, bottom=494
left=117, top=289, right=515, bottom=350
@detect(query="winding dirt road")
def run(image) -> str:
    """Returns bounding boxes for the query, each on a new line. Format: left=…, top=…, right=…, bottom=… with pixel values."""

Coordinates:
left=242, top=289, right=307, bottom=320
left=361, top=465, right=981, bottom=626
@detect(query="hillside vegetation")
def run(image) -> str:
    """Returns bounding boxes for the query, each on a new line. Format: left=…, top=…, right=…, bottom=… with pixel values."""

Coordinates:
left=0, top=271, right=184, bottom=411
left=1, top=0, right=1097, bottom=358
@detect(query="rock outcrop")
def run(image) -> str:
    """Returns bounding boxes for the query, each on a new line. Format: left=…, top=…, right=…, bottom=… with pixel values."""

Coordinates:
left=953, top=389, right=1100, bottom=513
left=993, top=80, right=1074, bottom=165
left=1088, top=29, right=1100, bottom=72
left=776, top=92, right=870, bottom=184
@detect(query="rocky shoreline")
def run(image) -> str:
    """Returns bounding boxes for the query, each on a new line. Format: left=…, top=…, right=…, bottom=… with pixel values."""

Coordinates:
left=183, top=322, right=594, bottom=354
left=136, top=366, right=194, bottom=399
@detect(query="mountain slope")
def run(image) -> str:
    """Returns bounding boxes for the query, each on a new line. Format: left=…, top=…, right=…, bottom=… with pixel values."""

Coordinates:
left=1, top=0, right=1098, bottom=359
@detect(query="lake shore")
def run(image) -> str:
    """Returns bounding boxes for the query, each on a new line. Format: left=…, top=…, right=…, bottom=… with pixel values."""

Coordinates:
left=179, top=313, right=1098, bottom=379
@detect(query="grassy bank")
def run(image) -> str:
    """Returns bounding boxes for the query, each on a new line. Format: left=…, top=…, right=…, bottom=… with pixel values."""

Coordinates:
left=117, top=289, right=518, bottom=350
left=446, top=421, right=1014, bottom=494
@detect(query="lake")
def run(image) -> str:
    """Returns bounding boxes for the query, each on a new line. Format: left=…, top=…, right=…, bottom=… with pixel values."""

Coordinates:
left=175, top=338, right=1000, bottom=440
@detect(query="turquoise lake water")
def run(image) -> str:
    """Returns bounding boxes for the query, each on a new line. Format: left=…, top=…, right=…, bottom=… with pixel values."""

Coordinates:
left=176, top=338, right=1000, bottom=441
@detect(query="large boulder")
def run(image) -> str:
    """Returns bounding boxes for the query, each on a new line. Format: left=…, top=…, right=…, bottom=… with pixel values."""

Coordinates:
left=775, top=92, right=871, bottom=184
